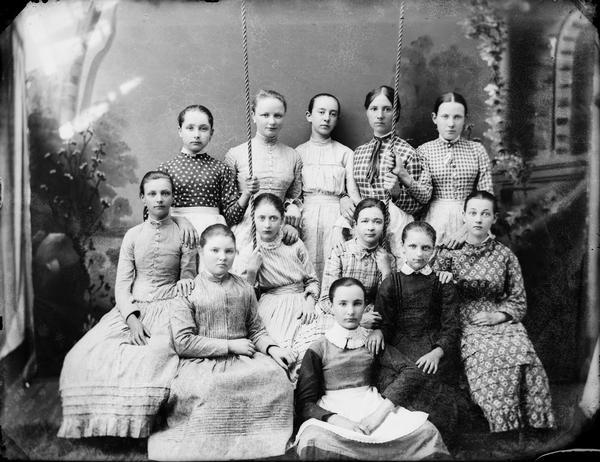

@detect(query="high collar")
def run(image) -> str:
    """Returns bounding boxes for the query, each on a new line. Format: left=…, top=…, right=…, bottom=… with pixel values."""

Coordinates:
left=202, top=269, right=230, bottom=283
left=255, top=132, right=278, bottom=146
left=400, top=263, right=433, bottom=276
left=326, top=322, right=368, bottom=350
left=180, top=150, right=209, bottom=160
left=436, top=135, right=461, bottom=148
left=309, top=136, right=332, bottom=146
left=350, top=237, right=380, bottom=259
left=465, top=231, right=495, bottom=247
left=147, top=215, right=172, bottom=227
left=372, top=130, right=394, bottom=141
left=258, top=230, right=284, bottom=250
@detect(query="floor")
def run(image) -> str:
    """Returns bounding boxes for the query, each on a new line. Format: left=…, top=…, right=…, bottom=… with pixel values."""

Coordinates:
left=0, top=377, right=593, bottom=460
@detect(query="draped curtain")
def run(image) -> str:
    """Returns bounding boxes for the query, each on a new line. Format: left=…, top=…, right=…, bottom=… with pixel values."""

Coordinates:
left=0, top=22, right=36, bottom=381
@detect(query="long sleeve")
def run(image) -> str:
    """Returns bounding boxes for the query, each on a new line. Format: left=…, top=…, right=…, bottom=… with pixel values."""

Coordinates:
left=170, top=297, right=229, bottom=358
left=220, top=163, right=246, bottom=226
left=245, top=287, right=276, bottom=353
left=498, top=251, right=527, bottom=322
left=475, top=143, right=493, bottom=193
left=344, top=150, right=361, bottom=204
left=298, top=242, right=319, bottom=299
left=114, top=229, right=138, bottom=321
left=295, top=347, right=334, bottom=423
left=179, top=244, right=198, bottom=280
left=432, top=279, right=460, bottom=354
left=432, top=247, right=453, bottom=273
left=318, top=245, right=343, bottom=313
left=374, top=274, right=398, bottom=343
left=284, top=151, right=304, bottom=206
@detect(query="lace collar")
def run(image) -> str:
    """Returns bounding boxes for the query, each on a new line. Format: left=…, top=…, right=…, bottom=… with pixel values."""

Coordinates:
left=326, top=322, right=368, bottom=350
left=258, top=230, right=284, bottom=250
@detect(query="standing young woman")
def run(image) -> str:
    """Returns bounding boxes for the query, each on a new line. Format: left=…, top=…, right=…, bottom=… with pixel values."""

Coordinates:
left=349, top=85, right=431, bottom=260
left=416, top=92, right=493, bottom=246
left=296, top=93, right=360, bottom=280
left=225, top=89, right=303, bottom=275
left=157, top=105, right=258, bottom=246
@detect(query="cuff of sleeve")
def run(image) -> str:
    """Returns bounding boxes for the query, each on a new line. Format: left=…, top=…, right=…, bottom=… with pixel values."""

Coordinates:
left=321, top=412, right=335, bottom=422
left=284, top=198, right=304, bottom=213
left=120, top=304, right=139, bottom=322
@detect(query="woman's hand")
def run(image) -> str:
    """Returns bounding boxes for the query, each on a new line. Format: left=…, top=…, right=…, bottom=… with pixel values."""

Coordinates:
left=268, top=346, right=296, bottom=370
left=382, top=171, right=401, bottom=198
left=173, top=216, right=199, bottom=248
left=298, top=292, right=317, bottom=324
left=339, top=196, right=355, bottom=222
left=126, top=313, right=151, bottom=346
left=284, top=203, right=302, bottom=228
left=326, top=415, right=367, bottom=434
left=246, top=248, right=263, bottom=274
left=437, top=271, right=454, bottom=284
left=359, top=399, right=395, bottom=435
left=176, top=278, right=195, bottom=297
left=471, top=311, right=509, bottom=327
left=360, top=311, right=382, bottom=329
left=245, top=176, right=260, bottom=195
left=228, top=339, right=257, bottom=357
left=375, top=249, right=394, bottom=278
left=365, top=329, right=385, bottom=355
left=415, top=347, right=444, bottom=374
left=441, top=225, right=468, bottom=249
left=282, top=223, right=299, bottom=244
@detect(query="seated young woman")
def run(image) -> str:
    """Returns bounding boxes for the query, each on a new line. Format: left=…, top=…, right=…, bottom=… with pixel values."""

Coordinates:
left=294, top=277, right=450, bottom=460
left=147, top=224, right=295, bottom=461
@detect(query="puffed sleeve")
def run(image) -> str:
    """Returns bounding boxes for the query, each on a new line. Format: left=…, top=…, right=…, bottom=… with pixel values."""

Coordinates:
left=297, top=241, right=319, bottom=300
left=432, top=279, right=459, bottom=354
left=115, top=227, right=139, bottom=321
left=245, top=284, right=277, bottom=353
left=170, top=296, right=229, bottom=358
left=219, top=162, right=246, bottom=226
left=498, top=250, right=527, bottom=323
left=318, top=244, right=343, bottom=314
left=475, top=142, right=493, bottom=193
left=295, top=343, right=334, bottom=423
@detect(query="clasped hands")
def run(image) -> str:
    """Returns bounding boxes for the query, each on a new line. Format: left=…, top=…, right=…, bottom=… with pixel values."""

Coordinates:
left=228, top=339, right=296, bottom=371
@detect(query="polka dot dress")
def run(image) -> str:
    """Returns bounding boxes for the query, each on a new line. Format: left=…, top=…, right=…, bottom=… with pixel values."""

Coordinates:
left=158, top=152, right=245, bottom=225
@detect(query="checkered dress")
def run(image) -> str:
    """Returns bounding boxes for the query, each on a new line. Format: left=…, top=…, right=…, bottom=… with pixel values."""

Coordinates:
left=353, top=135, right=432, bottom=216
left=416, top=137, right=493, bottom=201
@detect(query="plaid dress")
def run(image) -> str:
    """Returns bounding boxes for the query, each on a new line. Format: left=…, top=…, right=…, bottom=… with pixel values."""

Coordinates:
left=417, top=137, right=493, bottom=244
left=435, top=239, right=556, bottom=433
left=353, top=134, right=431, bottom=258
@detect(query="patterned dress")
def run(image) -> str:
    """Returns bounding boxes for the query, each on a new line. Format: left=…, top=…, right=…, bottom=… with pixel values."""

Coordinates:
left=254, top=232, right=319, bottom=375
left=416, top=137, right=493, bottom=244
left=435, top=238, right=556, bottom=432
left=224, top=133, right=303, bottom=274
left=147, top=271, right=293, bottom=460
left=294, top=324, right=449, bottom=460
left=58, top=217, right=196, bottom=438
left=353, top=133, right=432, bottom=259
left=158, top=152, right=245, bottom=235
left=296, top=137, right=353, bottom=280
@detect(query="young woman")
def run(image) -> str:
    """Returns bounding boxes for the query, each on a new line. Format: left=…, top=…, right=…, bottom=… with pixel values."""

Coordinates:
left=368, top=221, right=461, bottom=444
left=58, top=171, right=196, bottom=438
left=417, top=92, right=493, bottom=246
left=294, top=277, right=450, bottom=460
left=147, top=224, right=295, bottom=461
left=296, top=93, right=360, bottom=280
left=349, top=85, right=432, bottom=259
left=435, top=191, right=555, bottom=434
left=225, top=89, right=303, bottom=275
left=158, top=104, right=258, bottom=245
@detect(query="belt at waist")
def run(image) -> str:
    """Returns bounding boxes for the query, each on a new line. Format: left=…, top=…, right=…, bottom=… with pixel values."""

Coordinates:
left=263, top=282, right=304, bottom=295
left=303, top=194, right=341, bottom=205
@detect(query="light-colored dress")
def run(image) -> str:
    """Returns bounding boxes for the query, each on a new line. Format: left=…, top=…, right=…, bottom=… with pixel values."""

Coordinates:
left=294, top=324, right=449, bottom=460
left=352, top=133, right=431, bottom=260
left=147, top=271, right=293, bottom=461
left=224, top=134, right=302, bottom=275
left=296, top=137, right=353, bottom=280
left=435, top=237, right=556, bottom=432
left=416, top=137, right=493, bottom=244
left=58, top=217, right=196, bottom=438
left=255, top=232, right=319, bottom=377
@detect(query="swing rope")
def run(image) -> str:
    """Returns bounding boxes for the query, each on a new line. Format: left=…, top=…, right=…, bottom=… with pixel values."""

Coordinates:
left=240, top=0, right=257, bottom=249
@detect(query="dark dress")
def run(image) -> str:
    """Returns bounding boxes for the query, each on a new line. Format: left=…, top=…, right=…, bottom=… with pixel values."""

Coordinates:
left=374, top=267, right=461, bottom=442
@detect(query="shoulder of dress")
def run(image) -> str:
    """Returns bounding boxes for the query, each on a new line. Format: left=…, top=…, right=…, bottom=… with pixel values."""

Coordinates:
left=331, top=139, right=352, bottom=152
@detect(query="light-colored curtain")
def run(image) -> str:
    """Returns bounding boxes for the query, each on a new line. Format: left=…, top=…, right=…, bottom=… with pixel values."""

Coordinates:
left=0, top=23, right=36, bottom=380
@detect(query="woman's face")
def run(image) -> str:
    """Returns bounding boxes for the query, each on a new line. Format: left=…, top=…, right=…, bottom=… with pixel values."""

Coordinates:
left=402, top=229, right=435, bottom=272
left=254, top=202, right=283, bottom=242
left=432, top=101, right=466, bottom=142
left=141, top=178, right=173, bottom=221
left=306, top=95, right=339, bottom=139
left=332, top=284, right=365, bottom=330
left=178, top=110, right=213, bottom=154
left=366, top=93, right=394, bottom=136
left=463, top=197, right=496, bottom=241
left=253, top=97, right=285, bottom=139
left=202, top=234, right=236, bottom=278
left=355, top=206, right=385, bottom=248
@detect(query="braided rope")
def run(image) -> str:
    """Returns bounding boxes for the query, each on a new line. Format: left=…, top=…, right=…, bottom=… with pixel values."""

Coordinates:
left=240, top=0, right=257, bottom=249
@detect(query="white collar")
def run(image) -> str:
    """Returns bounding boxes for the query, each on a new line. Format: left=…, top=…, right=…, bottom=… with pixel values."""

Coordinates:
left=325, top=323, right=368, bottom=350
left=400, top=263, right=433, bottom=275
